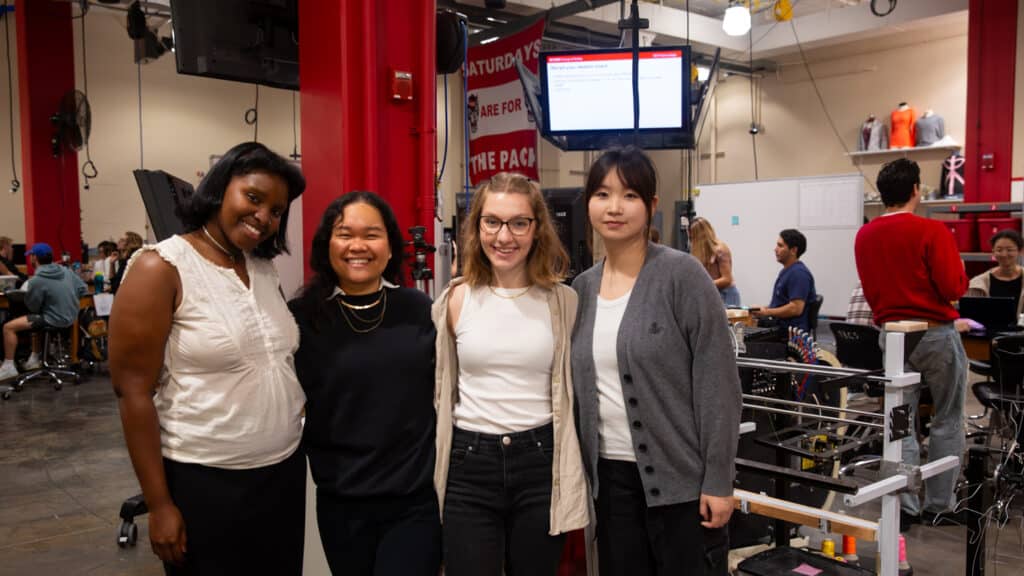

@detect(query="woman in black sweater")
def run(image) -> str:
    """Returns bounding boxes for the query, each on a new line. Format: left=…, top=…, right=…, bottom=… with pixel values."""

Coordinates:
left=290, top=192, right=440, bottom=576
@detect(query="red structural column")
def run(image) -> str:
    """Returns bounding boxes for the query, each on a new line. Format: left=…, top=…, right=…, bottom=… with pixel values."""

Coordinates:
left=15, top=0, right=81, bottom=259
left=964, top=0, right=1018, bottom=202
left=299, top=0, right=436, bottom=281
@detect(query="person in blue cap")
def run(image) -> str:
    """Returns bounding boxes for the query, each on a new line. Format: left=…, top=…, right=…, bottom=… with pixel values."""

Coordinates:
left=0, top=242, right=88, bottom=380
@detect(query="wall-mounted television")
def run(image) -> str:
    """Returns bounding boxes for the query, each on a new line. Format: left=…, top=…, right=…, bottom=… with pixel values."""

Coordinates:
left=169, top=0, right=298, bottom=90
left=538, top=46, right=691, bottom=150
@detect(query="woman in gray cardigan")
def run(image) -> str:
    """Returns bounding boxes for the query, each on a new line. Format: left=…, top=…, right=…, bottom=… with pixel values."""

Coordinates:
left=571, top=146, right=741, bottom=576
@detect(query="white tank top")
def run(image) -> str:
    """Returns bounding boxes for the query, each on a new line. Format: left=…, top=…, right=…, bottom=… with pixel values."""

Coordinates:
left=123, top=236, right=305, bottom=469
left=453, top=284, right=554, bottom=433
left=594, top=290, right=636, bottom=461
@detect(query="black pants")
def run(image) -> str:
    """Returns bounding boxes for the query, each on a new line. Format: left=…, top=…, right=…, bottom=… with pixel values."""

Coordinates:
left=596, top=458, right=729, bottom=576
left=163, top=449, right=305, bottom=576
left=443, top=423, right=565, bottom=576
left=316, top=487, right=441, bottom=576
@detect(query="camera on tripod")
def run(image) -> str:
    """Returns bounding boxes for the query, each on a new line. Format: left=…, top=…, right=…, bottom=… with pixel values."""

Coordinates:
left=405, top=226, right=436, bottom=296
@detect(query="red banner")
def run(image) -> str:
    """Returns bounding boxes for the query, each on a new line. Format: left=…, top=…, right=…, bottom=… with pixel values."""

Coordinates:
left=466, top=19, right=544, bottom=185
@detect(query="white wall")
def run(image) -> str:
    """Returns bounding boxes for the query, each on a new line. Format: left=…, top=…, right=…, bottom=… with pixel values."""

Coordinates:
left=0, top=10, right=299, bottom=246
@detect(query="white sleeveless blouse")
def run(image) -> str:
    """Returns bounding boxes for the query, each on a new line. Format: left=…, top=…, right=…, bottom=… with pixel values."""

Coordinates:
left=123, top=235, right=304, bottom=469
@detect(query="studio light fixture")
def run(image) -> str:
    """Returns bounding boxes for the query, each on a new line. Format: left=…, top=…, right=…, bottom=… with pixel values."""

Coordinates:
left=722, top=1, right=751, bottom=37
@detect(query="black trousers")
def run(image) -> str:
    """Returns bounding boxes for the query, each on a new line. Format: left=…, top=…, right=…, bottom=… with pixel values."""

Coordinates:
left=316, top=487, right=441, bottom=576
left=163, top=449, right=305, bottom=576
left=596, top=458, right=729, bottom=576
left=443, top=423, right=566, bottom=576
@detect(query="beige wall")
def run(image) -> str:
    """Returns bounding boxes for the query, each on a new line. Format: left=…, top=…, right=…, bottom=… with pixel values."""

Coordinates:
left=1014, top=0, right=1024, bottom=179
left=0, top=9, right=22, bottom=241
left=0, top=10, right=299, bottom=246
left=699, top=32, right=969, bottom=198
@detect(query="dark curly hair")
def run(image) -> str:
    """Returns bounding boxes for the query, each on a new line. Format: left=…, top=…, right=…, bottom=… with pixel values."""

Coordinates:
left=176, top=142, right=305, bottom=259
left=292, top=192, right=405, bottom=329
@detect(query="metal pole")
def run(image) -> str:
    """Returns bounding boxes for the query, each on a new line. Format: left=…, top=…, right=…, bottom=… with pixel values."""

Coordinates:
left=742, top=394, right=884, bottom=419
left=741, top=403, right=884, bottom=429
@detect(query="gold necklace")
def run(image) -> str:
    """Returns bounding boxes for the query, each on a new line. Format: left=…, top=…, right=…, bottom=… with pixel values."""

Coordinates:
left=489, top=285, right=532, bottom=299
left=337, top=290, right=387, bottom=333
left=338, top=291, right=384, bottom=310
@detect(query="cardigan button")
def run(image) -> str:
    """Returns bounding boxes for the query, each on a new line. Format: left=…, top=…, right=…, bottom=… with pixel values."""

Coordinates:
left=637, top=443, right=648, bottom=453
left=650, top=487, right=660, bottom=497
left=628, top=397, right=638, bottom=407
left=644, top=465, right=654, bottom=474
left=622, top=374, right=633, bottom=384
left=632, top=421, right=642, bottom=429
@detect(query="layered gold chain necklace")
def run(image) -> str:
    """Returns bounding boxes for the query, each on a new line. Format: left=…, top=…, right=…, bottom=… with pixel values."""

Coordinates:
left=336, top=290, right=388, bottom=333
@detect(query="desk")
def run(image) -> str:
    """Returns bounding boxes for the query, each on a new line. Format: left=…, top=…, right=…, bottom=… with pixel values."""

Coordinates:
left=962, top=333, right=990, bottom=362
left=0, top=294, right=94, bottom=363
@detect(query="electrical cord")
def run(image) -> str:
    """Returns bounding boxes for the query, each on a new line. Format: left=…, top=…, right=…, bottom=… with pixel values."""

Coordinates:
left=3, top=0, right=18, bottom=193
left=461, top=19, right=471, bottom=215
left=137, top=58, right=144, bottom=169
left=870, top=0, right=897, bottom=18
left=749, top=25, right=759, bottom=181
left=788, top=20, right=878, bottom=195
left=290, top=91, right=299, bottom=160
left=78, top=4, right=98, bottom=188
left=245, top=85, right=260, bottom=142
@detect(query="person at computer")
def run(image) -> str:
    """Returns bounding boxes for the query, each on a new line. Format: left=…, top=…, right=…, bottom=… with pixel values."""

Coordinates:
left=689, top=217, right=740, bottom=306
left=0, top=236, right=28, bottom=286
left=0, top=243, right=88, bottom=381
left=750, top=229, right=816, bottom=332
left=855, top=158, right=968, bottom=530
left=967, top=229, right=1024, bottom=316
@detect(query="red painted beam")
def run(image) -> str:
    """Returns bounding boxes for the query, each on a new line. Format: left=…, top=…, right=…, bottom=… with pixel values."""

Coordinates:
left=299, top=0, right=436, bottom=282
left=964, top=0, right=1018, bottom=202
left=15, top=0, right=81, bottom=260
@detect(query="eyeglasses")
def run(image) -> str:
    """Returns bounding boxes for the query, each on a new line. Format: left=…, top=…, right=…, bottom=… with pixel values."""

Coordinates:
left=479, top=216, right=535, bottom=236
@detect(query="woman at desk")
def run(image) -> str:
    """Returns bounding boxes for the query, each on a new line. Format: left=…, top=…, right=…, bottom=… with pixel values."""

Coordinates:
left=109, top=142, right=307, bottom=574
left=968, top=229, right=1024, bottom=316
left=689, top=217, right=740, bottom=306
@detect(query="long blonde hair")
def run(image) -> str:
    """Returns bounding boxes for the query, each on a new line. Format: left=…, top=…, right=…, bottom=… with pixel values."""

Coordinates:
left=689, top=217, right=720, bottom=267
left=461, top=173, right=568, bottom=289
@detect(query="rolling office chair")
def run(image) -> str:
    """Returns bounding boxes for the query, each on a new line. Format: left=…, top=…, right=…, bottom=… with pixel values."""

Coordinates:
left=2, top=324, right=81, bottom=400
left=807, top=294, right=824, bottom=340
left=969, top=334, right=1024, bottom=448
left=830, top=321, right=883, bottom=394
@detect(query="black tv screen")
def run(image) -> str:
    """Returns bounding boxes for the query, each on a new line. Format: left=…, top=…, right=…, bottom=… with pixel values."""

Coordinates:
left=169, top=0, right=298, bottom=90
left=539, top=46, right=691, bottom=141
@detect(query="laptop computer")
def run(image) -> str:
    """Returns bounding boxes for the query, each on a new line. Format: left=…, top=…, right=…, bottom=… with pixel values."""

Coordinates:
left=958, top=296, right=1018, bottom=334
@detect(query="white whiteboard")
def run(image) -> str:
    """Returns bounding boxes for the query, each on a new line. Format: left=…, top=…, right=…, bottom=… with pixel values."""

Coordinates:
left=695, top=174, right=863, bottom=318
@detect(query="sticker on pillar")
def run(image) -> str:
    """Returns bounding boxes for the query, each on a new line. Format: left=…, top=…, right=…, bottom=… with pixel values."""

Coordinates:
left=731, top=216, right=739, bottom=226
left=392, top=70, right=414, bottom=101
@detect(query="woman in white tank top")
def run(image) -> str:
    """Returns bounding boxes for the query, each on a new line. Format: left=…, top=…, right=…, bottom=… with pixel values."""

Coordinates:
left=433, top=173, right=589, bottom=576
left=109, top=143, right=307, bottom=574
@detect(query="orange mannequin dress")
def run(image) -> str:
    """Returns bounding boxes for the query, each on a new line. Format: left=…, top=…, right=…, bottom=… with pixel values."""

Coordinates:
left=890, top=107, right=916, bottom=148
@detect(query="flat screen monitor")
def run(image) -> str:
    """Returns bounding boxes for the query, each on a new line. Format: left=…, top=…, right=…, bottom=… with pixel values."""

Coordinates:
left=169, top=0, right=298, bottom=90
left=540, top=46, right=690, bottom=136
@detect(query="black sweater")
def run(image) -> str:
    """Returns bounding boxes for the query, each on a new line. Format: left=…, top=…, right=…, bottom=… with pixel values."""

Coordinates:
left=290, top=287, right=436, bottom=499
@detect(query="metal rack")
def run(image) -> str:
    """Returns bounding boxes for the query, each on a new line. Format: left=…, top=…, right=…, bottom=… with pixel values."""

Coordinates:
left=735, top=329, right=960, bottom=576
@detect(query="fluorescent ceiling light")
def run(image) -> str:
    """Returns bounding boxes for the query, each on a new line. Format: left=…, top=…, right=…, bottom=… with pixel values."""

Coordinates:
left=485, top=16, right=508, bottom=24
left=722, top=3, right=751, bottom=37
left=696, top=65, right=710, bottom=82
left=480, top=36, right=499, bottom=45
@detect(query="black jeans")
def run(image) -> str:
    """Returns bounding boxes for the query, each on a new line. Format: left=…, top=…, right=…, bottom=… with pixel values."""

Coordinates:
left=163, top=449, right=305, bottom=576
left=316, top=486, right=441, bottom=576
left=596, top=458, right=729, bottom=576
left=443, top=423, right=565, bottom=576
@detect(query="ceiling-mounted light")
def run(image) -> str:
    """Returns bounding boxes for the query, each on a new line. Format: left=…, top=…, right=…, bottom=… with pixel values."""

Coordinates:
left=480, top=36, right=499, bottom=45
left=696, top=65, right=711, bottom=82
left=722, top=1, right=751, bottom=37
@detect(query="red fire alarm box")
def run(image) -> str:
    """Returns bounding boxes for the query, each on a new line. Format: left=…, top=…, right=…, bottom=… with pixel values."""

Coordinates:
left=392, top=70, right=413, bottom=101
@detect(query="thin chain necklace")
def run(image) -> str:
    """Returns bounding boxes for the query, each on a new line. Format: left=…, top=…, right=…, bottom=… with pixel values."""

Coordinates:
left=202, top=226, right=238, bottom=263
left=338, top=291, right=384, bottom=310
left=337, top=289, right=388, bottom=333
left=489, top=284, right=531, bottom=299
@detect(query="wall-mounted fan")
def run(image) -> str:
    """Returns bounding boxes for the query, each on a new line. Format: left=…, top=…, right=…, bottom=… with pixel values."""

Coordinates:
left=51, top=89, right=91, bottom=157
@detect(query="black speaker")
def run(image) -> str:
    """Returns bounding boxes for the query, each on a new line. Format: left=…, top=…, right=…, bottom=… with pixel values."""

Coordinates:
left=437, top=10, right=466, bottom=75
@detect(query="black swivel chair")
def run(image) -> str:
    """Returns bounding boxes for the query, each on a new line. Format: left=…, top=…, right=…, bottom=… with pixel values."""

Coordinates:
left=2, top=324, right=81, bottom=400
left=970, top=334, right=1024, bottom=447
left=807, top=294, right=824, bottom=340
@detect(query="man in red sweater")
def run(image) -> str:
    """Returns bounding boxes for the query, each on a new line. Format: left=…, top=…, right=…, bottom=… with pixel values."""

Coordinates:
left=855, top=158, right=968, bottom=530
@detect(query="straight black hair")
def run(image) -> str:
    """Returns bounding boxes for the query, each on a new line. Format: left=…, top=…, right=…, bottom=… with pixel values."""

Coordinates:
left=991, top=228, right=1024, bottom=250
left=176, top=142, right=305, bottom=259
left=584, top=145, right=658, bottom=222
left=293, top=192, right=405, bottom=330
left=779, top=228, right=807, bottom=258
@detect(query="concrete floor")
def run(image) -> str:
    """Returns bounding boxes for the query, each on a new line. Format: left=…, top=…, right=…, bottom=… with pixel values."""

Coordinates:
left=2, top=346, right=1024, bottom=575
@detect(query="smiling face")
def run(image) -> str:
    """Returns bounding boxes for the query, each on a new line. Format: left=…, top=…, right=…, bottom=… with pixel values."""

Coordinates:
left=588, top=168, right=655, bottom=244
left=478, top=191, right=536, bottom=281
left=993, top=237, right=1021, bottom=271
left=213, top=171, right=289, bottom=253
left=329, top=202, right=392, bottom=295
